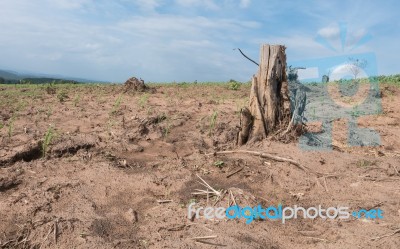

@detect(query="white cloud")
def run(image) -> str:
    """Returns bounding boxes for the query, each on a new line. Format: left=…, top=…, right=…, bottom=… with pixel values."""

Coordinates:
left=133, top=0, right=162, bottom=12
left=116, top=15, right=260, bottom=37
left=298, top=67, right=319, bottom=80
left=316, top=23, right=375, bottom=52
left=250, top=34, right=333, bottom=61
left=110, top=14, right=261, bottom=81
left=239, top=0, right=251, bottom=8
left=318, top=25, right=340, bottom=39
left=46, top=0, right=91, bottom=10
left=175, top=0, right=219, bottom=10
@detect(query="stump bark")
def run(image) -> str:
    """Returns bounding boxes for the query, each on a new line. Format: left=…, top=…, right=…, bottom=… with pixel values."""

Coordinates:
left=124, top=77, right=147, bottom=92
left=238, top=44, right=289, bottom=144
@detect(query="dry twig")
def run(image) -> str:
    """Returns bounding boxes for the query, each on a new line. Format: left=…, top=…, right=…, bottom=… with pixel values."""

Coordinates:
left=226, top=167, right=244, bottom=178
left=206, top=150, right=323, bottom=175
left=229, top=190, right=237, bottom=206
left=195, top=174, right=221, bottom=197
left=157, top=200, right=173, bottom=204
left=39, top=225, right=54, bottom=249
left=371, top=229, right=400, bottom=241
left=54, top=219, right=58, bottom=244
left=190, top=235, right=218, bottom=240
left=323, top=177, right=329, bottom=192
left=391, top=164, right=399, bottom=175
left=304, top=236, right=331, bottom=242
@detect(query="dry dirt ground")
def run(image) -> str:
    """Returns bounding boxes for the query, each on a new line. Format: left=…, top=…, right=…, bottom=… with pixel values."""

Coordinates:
left=0, top=82, right=399, bottom=249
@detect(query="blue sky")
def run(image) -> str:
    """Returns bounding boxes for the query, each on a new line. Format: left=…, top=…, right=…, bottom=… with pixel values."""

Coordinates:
left=0, top=0, right=398, bottom=82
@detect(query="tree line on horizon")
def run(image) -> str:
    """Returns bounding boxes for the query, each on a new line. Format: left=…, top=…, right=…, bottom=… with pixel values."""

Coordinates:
left=0, top=77, right=80, bottom=84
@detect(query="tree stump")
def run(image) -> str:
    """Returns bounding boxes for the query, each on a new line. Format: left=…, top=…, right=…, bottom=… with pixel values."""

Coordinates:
left=238, top=44, right=290, bottom=144
left=124, top=77, right=147, bottom=92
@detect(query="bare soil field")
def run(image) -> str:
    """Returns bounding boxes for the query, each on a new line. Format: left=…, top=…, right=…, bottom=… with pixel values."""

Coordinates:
left=0, top=82, right=399, bottom=248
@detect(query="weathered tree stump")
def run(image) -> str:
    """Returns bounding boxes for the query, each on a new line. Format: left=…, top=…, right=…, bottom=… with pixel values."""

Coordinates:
left=238, top=44, right=290, bottom=144
left=124, top=77, right=147, bottom=92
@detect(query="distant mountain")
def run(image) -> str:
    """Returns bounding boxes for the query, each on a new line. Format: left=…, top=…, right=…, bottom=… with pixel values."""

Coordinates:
left=0, top=69, right=108, bottom=83
left=0, top=69, right=27, bottom=80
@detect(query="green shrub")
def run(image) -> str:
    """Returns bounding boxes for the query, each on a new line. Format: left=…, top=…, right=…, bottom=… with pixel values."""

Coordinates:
left=209, top=110, right=218, bottom=136
left=42, top=126, right=55, bottom=157
left=214, top=160, right=224, bottom=168
left=57, top=90, right=69, bottom=102
left=73, top=94, right=81, bottom=107
left=7, top=115, right=16, bottom=138
left=228, top=79, right=240, bottom=90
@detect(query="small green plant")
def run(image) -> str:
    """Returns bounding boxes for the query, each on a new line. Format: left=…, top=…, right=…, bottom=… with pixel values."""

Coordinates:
left=174, top=82, right=190, bottom=89
left=156, top=113, right=167, bottom=123
left=106, top=119, right=117, bottom=132
left=57, top=90, right=68, bottom=103
left=79, top=233, right=88, bottom=238
left=209, top=110, right=218, bottom=136
left=7, top=115, right=15, bottom=138
left=144, top=112, right=169, bottom=137
left=46, top=107, right=53, bottom=120
left=138, top=93, right=149, bottom=108
left=350, top=105, right=365, bottom=117
left=163, top=118, right=171, bottom=138
left=235, top=99, right=248, bottom=118
left=73, top=94, right=81, bottom=107
left=228, top=79, right=240, bottom=90
left=0, top=122, right=4, bottom=129
left=111, top=95, right=123, bottom=115
left=146, top=106, right=154, bottom=115
left=16, top=100, right=28, bottom=112
left=214, top=160, right=224, bottom=168
left=187, top=198, right=196, bottom=205
left=164, top=92, right=173, bottom=106
left=42, top=126, right=55, bottom=157
left=46, top=81, right=56, bottom=94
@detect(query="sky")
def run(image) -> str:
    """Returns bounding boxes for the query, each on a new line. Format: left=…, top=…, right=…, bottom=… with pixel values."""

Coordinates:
left=0, top=0, right=398, bottom=82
